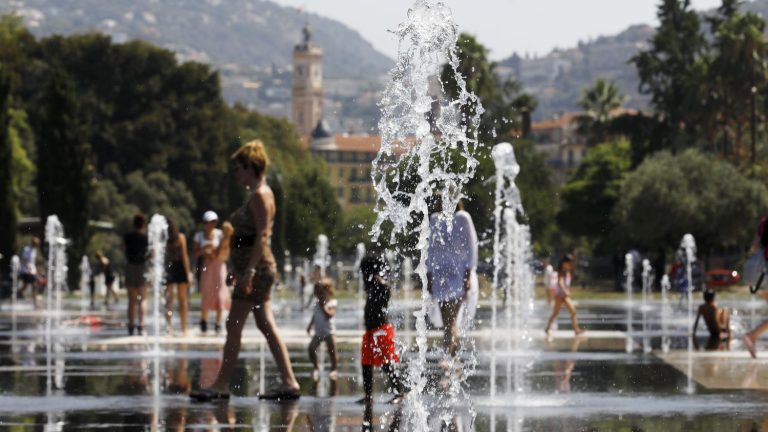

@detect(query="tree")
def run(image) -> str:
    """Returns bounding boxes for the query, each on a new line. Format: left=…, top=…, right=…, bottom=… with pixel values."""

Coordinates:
left=121, top=171, right=196, bottom=234
left=708, top=7, right=768, bottom=162
left=36, top=68, right=92, bottom=286
left=631, top=0, right=707, bottom=149
left=0, top=68, right=14, bottom=274
left=558, top=140, right=631, bottom=251
left=575, top=78, right=626, bottom=145
left=613, top=149, right=768, bottom=254
left=283, top=163, right=342, bottom=256
left=441, top=33, right=537, bottom=142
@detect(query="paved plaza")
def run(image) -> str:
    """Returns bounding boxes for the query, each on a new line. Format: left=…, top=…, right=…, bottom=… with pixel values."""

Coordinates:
left=2, top=295, right=768, bottom=431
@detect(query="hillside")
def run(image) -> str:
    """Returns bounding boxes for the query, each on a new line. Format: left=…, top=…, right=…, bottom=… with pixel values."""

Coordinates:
left=500, top=0, right=768, bottom=120
left=2, top=0, right=393, bottom=80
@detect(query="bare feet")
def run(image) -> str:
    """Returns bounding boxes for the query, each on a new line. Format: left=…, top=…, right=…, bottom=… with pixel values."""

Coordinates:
left=328, top=370, right=338, bottom=380
left=743, top=335, right=757, bottom=359
left=312, top=369, right=320, bottom=381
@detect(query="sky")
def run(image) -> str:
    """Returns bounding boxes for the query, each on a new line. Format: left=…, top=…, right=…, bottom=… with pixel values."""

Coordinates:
left=271, top=0, right=723, bottom=60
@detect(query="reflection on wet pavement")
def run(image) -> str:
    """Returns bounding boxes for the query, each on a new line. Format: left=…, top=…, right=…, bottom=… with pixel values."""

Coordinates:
left=2, top=299, right=768, bottom=431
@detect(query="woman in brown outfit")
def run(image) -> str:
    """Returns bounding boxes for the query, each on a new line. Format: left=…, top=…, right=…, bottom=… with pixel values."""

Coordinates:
left=191, top=140, right=300, bottom=401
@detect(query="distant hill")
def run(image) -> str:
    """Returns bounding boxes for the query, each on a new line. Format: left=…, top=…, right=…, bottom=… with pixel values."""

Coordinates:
left=1, top=0, right=393, bottom=80
left=500, top=0, right=768, bottom=121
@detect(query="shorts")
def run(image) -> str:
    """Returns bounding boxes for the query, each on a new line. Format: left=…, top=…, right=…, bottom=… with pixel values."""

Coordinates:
left=20, top=273, right=36, bottom=285
left=232, top=264, right=276, bottom=304
left=362, top=323, right=399, bottom=367
left=165, top=260, right=188, bottom=284
left=125, top=263, right=146, bottom=287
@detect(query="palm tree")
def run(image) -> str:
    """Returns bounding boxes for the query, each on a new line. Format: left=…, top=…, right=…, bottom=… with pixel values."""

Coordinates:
left=575, top=78, right=626, bottom=145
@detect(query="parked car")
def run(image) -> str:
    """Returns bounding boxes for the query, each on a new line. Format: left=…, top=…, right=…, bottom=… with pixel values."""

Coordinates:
left=705, top=268, right=741, bottom=289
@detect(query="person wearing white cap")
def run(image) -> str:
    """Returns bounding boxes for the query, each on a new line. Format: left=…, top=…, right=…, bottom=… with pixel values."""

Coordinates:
left=193, top=210, right=233, bottom=334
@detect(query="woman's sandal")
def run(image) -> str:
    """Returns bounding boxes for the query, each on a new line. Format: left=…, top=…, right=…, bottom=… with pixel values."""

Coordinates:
left=189, top=388, right=231, bottom=402
left=257, top=388, right=301, bottom=401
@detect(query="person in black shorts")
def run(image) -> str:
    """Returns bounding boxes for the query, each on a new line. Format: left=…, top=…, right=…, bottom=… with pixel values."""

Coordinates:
left=124, top=214, right=148, bottom=335
left=357, top=254, right=408, bottom=404
left=164, top=218, right=192, bottom=335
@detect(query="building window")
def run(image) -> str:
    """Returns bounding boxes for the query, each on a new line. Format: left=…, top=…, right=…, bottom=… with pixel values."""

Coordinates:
left=366, top=188, right=373, bottom=203
left=350, top=187, right=361, bottom=203
left=338, top=167, right=344, bottom=179
left=568, top=149, right=574, bottom=167
left=337, top=187, right=344, bottom=198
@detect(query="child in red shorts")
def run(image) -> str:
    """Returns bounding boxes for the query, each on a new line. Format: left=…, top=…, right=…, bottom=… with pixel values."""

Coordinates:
left=357, top=254, right=408, bottom=404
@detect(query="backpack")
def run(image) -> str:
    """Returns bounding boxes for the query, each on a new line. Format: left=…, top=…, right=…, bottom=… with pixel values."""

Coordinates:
left=760, top=217, right=768, bottom=249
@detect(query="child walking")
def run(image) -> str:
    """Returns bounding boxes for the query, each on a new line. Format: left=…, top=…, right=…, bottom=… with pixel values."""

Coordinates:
left=358, top=254, right=408, bottom=404
left=307, top=278, right=338, bottom=380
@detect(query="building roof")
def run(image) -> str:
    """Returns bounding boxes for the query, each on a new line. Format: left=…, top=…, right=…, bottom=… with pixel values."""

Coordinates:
left=311, top=120, right=333, bottom=139
left=532, top=112, right=580, bottom=131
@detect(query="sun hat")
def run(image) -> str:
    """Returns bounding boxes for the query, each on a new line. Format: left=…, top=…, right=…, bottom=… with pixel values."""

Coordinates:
left=202, top=211, right=219, bottom=223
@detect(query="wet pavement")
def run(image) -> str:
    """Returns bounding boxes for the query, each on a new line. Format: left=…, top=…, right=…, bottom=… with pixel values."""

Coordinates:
left=2, top=294, right=768, bottom=431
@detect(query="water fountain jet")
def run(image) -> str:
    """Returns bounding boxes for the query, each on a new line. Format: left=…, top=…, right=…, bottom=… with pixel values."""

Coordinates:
left=370, top=0, right=484, bottom=427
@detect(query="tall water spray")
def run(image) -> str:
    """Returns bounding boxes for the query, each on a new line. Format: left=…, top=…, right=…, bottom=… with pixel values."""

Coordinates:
left=147, top=215, right=169, bottom=345
left=370, top=0, right=483, bottom=427
left=79, top=256, right=91, bottom=314
left=661, top=275, right=671, bottom=353
left=679, top=234, right=698, bottom=394
left=313, top=234, right=331, bottom=277
left=641, top=259, right=652, bottom=353
left=624, top=253, right=634, bottom=353
left=10, top=255, right=19, bottom=311
left=146, top=213, right=168, bottom=422
left=44, top=215, right=67, bottom=395
left=491, top=143, right=534, bottom=396
left=10, top=255, right=19, bottom=346
left=354, top=242, right=366, bottom=298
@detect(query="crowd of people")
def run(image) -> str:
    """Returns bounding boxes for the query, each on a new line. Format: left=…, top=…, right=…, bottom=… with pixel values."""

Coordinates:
left=8, top=137, right=768, bottom=404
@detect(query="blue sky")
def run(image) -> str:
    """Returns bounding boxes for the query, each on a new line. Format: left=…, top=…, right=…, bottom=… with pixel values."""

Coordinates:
left=272, top=0, right=724, bottom=60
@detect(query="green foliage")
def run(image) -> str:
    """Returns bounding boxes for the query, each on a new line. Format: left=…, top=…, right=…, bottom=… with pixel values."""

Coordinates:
left=122, top=171, right=196, bottom=234
left=575, top=78, right=626, bottom=145
left=441, top=33, right=538, bottom=141
left=613, top=149, right=768, bottom=253
left=283, top=163, right=342, bottom=256
left=0, top=67, right=15, bottom=270
left=440, top=33, right=557, bottom=253
left=631, top=0, right=707, bottom=139
left=332, top=206, right=377, bottom=256
left=558, top=140, right=631, bottom=251
left=36, top=68, right=92, bottom=285
left=707, top=8, right=768, bottom=160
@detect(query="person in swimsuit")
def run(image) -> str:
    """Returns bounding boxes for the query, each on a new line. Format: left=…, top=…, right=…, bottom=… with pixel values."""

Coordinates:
left=545, top=254, right=584, bottom=336
left=191, top=140, right=300, bottom=401
left=693, top=290, right=730, bottom=350
left=164, top=218, right=191, bottom=335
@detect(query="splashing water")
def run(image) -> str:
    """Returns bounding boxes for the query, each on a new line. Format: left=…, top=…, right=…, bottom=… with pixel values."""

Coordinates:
left=624, top=253, right=634, bottom=353
left=147, top=215, right=169, bottom=344
left=371, top=0, right=483, bottom=428
left=79, top=256, right=91, bottom=315
left=661, top=274, right=671, bottom=353
left=641, top=259, right=652, bottom=353
left=44, top=215, right=67, bottom=395
left=491, top=143, right=534, bottom=396
left=313, top=234, right=331, bottom=277
left=10, top=255, right=19, bottom=310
